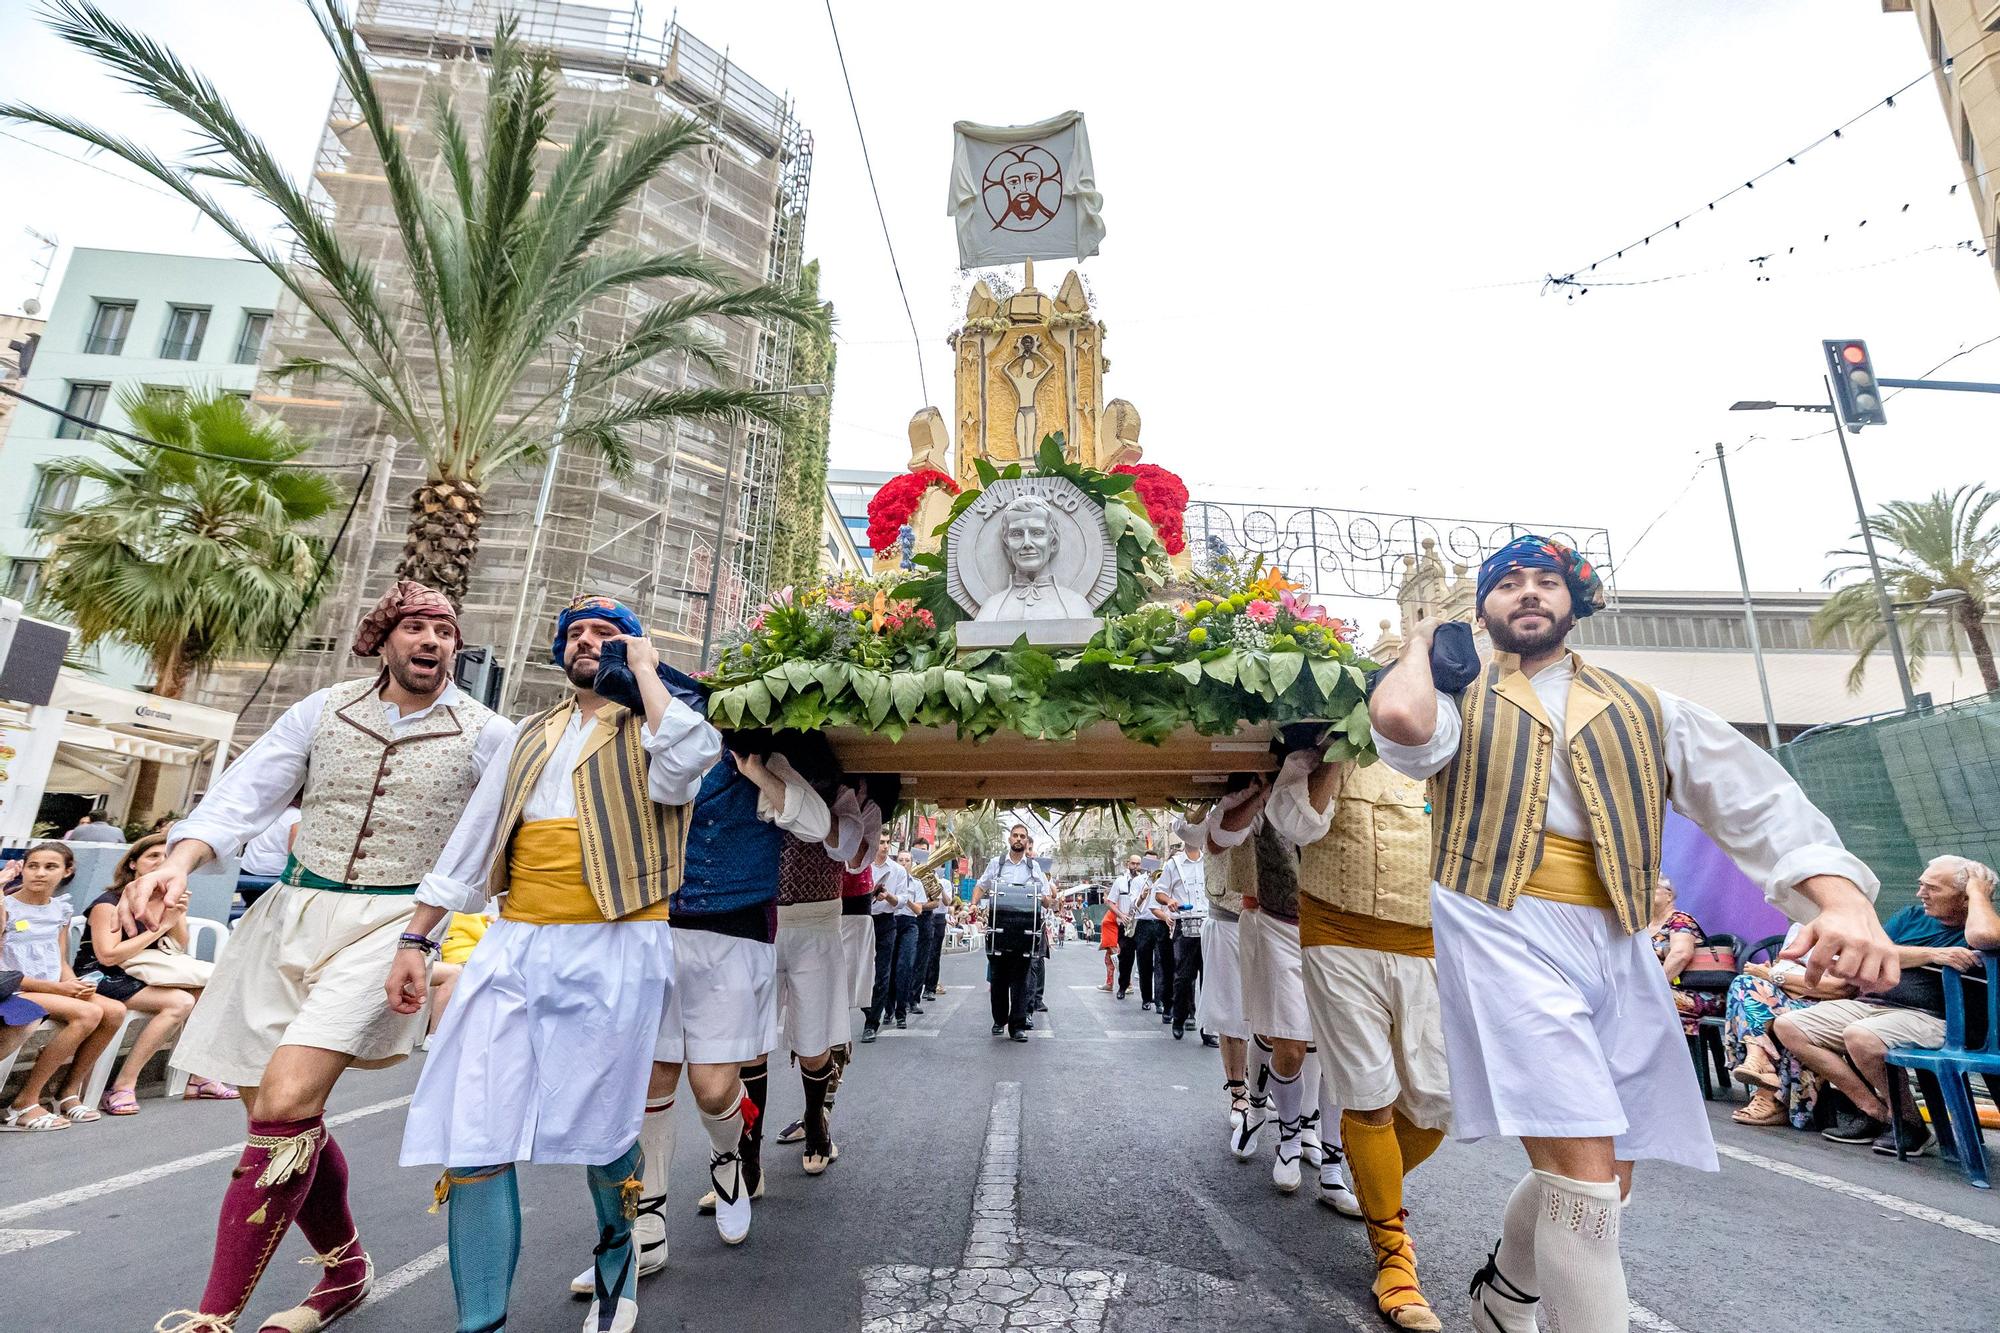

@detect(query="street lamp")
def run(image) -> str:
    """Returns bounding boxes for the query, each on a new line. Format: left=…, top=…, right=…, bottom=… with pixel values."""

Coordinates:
left=1893, top=588, right=1970, bottom=611
left=697, top=382, right=832, bottom=666
left=1728, top=389, right=1917, bottom=711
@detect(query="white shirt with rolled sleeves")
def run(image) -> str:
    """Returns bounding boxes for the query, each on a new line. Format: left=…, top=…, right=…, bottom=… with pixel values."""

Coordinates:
left=1159, top=854, right=1208, bottom=921
left=415, top=698, right=723, bottom=915
left=826, top=790, right=871, bottom=870
left=1366, top=655, right=1878, bottom=921
left=1109, top=871, right=1151, bottom=925
left=870, top=859, right=910, bottom=915
left=170, top=682, right=518, bottom=864
left=888, top=866, right=928, bottom=917
left=754, top=753, right=833, bottom=845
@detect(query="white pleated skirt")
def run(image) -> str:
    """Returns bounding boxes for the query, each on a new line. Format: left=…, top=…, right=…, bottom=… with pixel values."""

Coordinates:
left=1429, top=887, right=1716, bottom=1171
left=1197, top=915, right=1248, bottom=1040
left=401, top=917, right=674, bottom=1169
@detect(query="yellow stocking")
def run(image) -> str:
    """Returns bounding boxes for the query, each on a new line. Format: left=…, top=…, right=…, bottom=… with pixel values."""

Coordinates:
left=1392, top=1110, right=1445, bottom=1172
left=1340, top=1112, right=1441, bottom=1332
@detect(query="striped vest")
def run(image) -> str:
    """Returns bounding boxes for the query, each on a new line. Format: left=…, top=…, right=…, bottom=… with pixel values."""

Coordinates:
left=1429, top=655, right=1668, bottom=935
left=482, top=703, right=691, bottom=920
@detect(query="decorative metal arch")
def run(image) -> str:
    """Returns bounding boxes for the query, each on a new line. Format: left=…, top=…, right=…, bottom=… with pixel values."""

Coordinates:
left=1183, top=501, right=1616, bottom=603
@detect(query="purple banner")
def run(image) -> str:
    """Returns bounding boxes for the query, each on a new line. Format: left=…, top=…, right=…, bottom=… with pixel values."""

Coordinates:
left=1660, top=808, right=1789, bottom=946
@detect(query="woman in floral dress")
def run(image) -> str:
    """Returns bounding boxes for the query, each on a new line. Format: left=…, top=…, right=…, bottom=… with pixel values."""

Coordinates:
left=1646, top=878, right=1723, bottom=1037
left=1722, top=922, right=1854, bottom=1127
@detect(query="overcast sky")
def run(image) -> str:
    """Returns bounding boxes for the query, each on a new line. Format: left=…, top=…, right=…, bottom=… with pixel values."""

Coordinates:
left=2, top=1, right=1994, bottom=616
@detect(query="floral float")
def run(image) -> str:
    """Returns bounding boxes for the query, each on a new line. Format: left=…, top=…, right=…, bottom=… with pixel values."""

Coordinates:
left=863, top=468, right=959, bottom=556
left=1110, top=462, right=1189, bottom=556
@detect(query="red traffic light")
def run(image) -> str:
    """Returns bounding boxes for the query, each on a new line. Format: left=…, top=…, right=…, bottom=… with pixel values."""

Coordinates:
left=1840, top=343, right=1868, bottom=365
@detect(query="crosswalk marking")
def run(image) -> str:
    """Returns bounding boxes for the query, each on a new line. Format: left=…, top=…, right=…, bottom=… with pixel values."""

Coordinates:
left=0, top=1228, right=75, bottom=1256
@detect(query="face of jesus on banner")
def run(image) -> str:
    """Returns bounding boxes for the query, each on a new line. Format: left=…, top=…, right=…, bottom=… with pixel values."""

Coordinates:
left=983, top=145, right=1062, bottom=232
left=1003, top=161, right=1044, bottom=218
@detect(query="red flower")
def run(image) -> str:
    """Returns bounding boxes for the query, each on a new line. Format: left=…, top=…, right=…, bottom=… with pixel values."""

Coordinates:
left=1112, top=464, right=1190, bottom=555
left=866, top=469, right=961, bottom=553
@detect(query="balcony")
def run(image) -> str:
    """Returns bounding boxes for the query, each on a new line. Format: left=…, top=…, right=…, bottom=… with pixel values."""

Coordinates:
left=82, top=334, right=126, bottom=356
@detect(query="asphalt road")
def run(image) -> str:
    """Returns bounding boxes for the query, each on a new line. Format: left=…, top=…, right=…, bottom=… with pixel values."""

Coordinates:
left=3, top=942, right=1997, bottom=1332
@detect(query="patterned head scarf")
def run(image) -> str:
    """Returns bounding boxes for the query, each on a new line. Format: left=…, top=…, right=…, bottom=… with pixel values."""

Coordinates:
left=552, top=594, right=644, bottom=666
left=1475, top=536, right=1605, bottom=620
left=351, top=580, right=458, bottom=657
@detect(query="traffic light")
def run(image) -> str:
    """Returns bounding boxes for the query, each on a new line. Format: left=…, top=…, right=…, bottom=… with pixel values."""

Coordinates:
left=1823, top=339, right=1887, bottom=430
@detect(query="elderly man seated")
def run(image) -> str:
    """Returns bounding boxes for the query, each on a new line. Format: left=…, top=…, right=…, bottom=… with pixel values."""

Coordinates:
left=1774, top=856, right=1998, bottom=1155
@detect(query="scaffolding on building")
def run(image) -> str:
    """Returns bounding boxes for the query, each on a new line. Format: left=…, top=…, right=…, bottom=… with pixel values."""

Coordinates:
left=208, top=0, right=811, bottom=730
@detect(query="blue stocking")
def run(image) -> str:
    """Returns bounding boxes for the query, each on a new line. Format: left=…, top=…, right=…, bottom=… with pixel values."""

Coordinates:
left=443, top=1164, right=520, bottom=1333
left=585, top=1141, right=644, bottom=1327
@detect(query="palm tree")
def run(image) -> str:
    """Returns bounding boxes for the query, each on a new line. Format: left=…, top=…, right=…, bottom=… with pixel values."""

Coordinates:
left=33, top=387, right=343, bottom=698
left=4, top=1, right=826, bottom=606
left=1812, top=485, right=2000, bottom=694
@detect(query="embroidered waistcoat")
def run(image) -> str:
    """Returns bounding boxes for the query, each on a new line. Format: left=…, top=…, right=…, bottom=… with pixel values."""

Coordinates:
left=1297, top=762, right=1434, bottom=928
left=292, top=677, right=495, bottom=886
left=777, top=836, right=842, bottom=906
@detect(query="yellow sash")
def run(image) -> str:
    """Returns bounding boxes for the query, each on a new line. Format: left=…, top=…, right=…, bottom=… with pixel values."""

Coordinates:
left=1521, top=833, right=1616, bottom=912
left=500, top=819, right=671, bottom=925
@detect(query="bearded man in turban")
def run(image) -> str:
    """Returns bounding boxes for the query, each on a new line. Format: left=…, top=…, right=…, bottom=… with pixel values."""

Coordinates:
left=1367, top=537, right=1897, bottom=1333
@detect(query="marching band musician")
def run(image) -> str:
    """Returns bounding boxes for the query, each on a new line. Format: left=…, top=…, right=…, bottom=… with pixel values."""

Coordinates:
left=970, top=824, right=1058, bottom=1042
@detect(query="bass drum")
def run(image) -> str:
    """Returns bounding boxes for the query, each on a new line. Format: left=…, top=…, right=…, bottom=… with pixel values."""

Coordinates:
left=986, top=887, right=1042, bottom=958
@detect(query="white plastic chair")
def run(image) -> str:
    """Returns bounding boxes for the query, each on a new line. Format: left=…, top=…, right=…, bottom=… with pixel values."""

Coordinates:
left=163, top=916, right=229, bottom=1098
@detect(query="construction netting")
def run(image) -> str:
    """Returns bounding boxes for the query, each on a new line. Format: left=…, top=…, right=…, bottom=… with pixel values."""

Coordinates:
left=1775, top=691, right=2000, bottom=918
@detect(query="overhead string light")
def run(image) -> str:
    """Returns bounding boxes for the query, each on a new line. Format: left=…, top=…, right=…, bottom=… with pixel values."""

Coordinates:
left=1542, top=29, right=1997, bottom=295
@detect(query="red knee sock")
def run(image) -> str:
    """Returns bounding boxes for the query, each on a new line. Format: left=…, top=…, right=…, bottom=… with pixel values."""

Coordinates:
left=282, top=1132, right=370, bottom=1320
left=194, top=1115, right=328, bottom=1320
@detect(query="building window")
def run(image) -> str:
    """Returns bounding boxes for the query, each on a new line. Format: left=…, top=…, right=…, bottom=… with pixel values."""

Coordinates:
left=83, top=300, right=134, bottom=356
left=4, top=557, right=45, bottom=602
left=27, top=467, right=78, bottom=525
left=234, top=310, right=271, bottom=365
left=55, top=380, right=110, bottom=440
left=159, top=305, right=210, bottom=361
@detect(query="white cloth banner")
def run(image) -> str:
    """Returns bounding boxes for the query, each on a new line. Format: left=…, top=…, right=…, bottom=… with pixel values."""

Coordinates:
left=948, top=111, right=1105, bottom=268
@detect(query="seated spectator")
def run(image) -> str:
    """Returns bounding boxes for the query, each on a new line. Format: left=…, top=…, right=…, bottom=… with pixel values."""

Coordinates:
left=0, top=975, right=47, bottom=1073
left=1772, top=855, right=1993, bottom=1155
left=1, top=843, right=124, bottom=1130
left=1724, top=921, right=1855, bottom=1127
left=1647, top=876, right=1721, bottom=1035
left=72, top=835, right=236, bottom=1113
left=62, top=812, right=124, bottom=843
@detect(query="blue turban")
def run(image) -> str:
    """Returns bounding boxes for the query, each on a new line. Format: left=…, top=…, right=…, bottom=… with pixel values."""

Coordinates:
left=552, top=594, right=643, bottom=666
left=1474, top=536, right=1605, bottom=620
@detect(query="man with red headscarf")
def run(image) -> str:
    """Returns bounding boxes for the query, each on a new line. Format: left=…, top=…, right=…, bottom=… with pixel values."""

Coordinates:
left=128, top=580, right=515, bottom=1333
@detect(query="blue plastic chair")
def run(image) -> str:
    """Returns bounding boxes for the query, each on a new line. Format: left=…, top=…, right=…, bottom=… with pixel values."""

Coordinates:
left=1885, top=953, right=1999, bottom=1189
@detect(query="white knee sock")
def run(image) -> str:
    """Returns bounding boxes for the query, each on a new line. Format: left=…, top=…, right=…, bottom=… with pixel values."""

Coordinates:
left=1249, top=1036, right=1274, bottom=1109
left=1476, top=1171, right=1544, bottom=1333
left=1530, top=1170, right=1625, bottom=1333
left=1267, top=1065, right=1303, bottom=1125
left=1299, top=1047, right=1323, bottom=1122
left=700, top=1090, right=745, bottom=1157
left=640, top=1095, right=675, bottom=1205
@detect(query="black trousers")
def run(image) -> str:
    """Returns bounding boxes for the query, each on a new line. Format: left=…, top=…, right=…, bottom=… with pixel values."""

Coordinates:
left=1172, top=935, right=1204, bottom=1025
left=1027, top=953, right=1046, bottom=1010
left=866, top=913, right=897, bottom=1025
left=890, top=915, right=922, bottom=1017
left=1131, top=919, right=1169, bottom=1004
left=924, top=913, right=946, bottom=991
left=989, top=953, right=1031, bottom=1033
left=1116, top=930, right=1139, bottom=994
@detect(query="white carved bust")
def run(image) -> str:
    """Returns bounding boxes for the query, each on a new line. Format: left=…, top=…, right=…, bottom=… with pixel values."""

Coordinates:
left=975, top=495, right=1098, bottom=621
left=947, top=475, right=1116, bottom=647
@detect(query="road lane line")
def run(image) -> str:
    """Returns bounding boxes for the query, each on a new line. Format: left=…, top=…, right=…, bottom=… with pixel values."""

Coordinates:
left=0, top=1095, right=413, bottom=1226
left=1715, top=1141, right=2000, bottom=1244
left=0, top=1228, right=75, bottom=1256
left=1628, top=1301, right=1690, bottom=1332
left=355, top=1243, right=449, bottom=1309
left=963, top=1079, right=1023, bottom=1267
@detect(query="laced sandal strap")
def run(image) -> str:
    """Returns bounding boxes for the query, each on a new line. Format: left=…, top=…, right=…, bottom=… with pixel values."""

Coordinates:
left=1468, top=1241, right=1538, bottom=1305
left=154, top=1314, right=236, bottom=1333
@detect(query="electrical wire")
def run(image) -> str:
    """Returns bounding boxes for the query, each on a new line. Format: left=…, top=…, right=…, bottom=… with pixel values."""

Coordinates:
left=1549, top=26, right=2000, bottom=287
left=822, top=0, right=928, bottom=406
